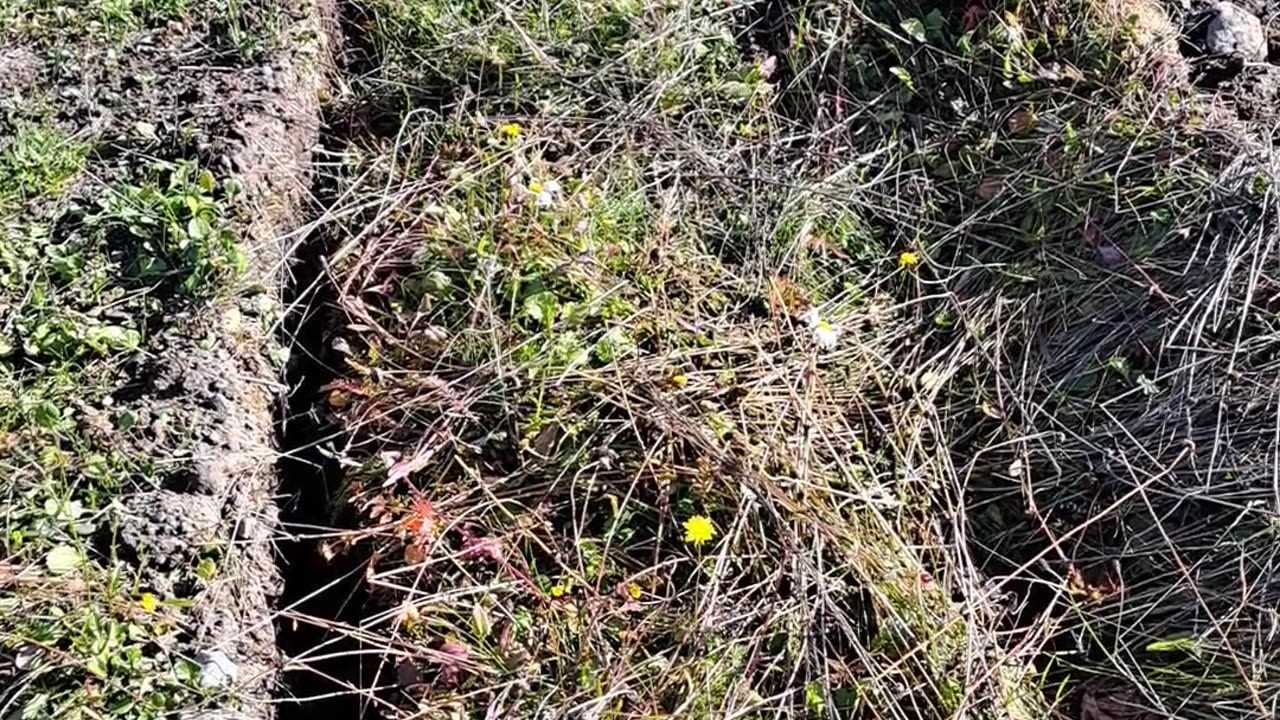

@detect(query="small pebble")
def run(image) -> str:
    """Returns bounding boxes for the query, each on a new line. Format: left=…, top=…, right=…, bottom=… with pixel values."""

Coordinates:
left=195, top=649, right=238, bottom=689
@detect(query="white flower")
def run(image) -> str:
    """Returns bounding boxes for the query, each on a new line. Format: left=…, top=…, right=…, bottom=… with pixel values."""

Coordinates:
left=533, top=179, right=562, bottom=209
left=800, top=307, right=840, bottom=349
left=813, top=320, right=841, bottom=350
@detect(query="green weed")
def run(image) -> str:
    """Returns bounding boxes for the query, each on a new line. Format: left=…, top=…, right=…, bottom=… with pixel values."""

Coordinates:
left=89, top=160, right=245, bottom=295
left=0, top=125, right=86, bottom=207
left=97, top=0, right=189, bottom=33
left=1, top=566, right=206, bottom=720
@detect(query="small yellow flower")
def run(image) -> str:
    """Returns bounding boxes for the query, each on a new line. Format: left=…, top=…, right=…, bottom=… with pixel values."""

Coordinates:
left=528, top=180, right=544, bottom=194
left=139, top=592, right=158, bottom=613
left=498, top=122, right=521, bottom=139
left=898, top=251, right=920, bottom=269
left=550, top=583, right=569, bottom=598
left=627, top=583, right=642, bottom=600
left=671, top=373, right=689, bottom=388
left=683, top=515, right=717, bottom=547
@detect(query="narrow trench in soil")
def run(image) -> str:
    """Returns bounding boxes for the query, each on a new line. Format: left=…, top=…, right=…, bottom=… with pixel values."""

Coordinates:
left=274, top=102, right=375, bottom=720
left=274, top=3, right=392, bottom=715
left=275, top=192, right=370, bottom=718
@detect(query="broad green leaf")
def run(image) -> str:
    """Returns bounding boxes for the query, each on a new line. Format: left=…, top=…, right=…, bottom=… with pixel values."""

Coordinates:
left=45, top=545, right=81, bottom=575
left=900, top=17, right=926, bottom=43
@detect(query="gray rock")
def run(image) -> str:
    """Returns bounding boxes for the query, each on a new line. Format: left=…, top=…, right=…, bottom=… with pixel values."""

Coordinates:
left=195, top=649, right=239, bottom=689
left=1206, top=2, right=1266, bottom=61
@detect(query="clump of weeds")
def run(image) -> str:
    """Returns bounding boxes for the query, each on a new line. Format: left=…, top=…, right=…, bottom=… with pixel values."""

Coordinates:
left=300, top=0, right=1280, bottom=718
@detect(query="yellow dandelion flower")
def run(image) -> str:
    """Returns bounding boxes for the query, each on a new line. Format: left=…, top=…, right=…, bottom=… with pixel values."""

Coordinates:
left=528, top=180, right=544, bottom=194
left=683, top=515, right=717, bottom=547
left=139, top=592, right=158, bottom=613
left=550, top=583, right=569, bottom=598
left=898, top=251, right=920, bottom=269
left=498, top=122, right=521, bottom=139
left=627, top=583, right=642, bottom=600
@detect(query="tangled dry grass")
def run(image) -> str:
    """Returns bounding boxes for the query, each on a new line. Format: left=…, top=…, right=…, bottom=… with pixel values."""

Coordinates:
left=285, top=0, right=1280, bottom=717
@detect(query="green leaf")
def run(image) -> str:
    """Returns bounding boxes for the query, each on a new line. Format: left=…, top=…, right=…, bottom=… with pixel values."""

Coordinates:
left=85, top=654, right=107, bottom=679
left=133, top=121, right=158, bottom=141
left=174, top=658, right=200, bottom=684
left=197, top=169, right=216, bottom=193
left=924, top=8, right=946, bottom=34
left=45, top=545, right=82, bottom=575
left=523, top=291, right=558, bottom=328
left=900, top=17, right=926, bottom=43
left=87, top=325, right=141, bottom=352
left=471, top=603, right=492, bottom=638
left=804, top=681, right=825, bottom=715
left=889, top=66, right=915, bottom=92
left=31, top=401, right=61, bottom=429
left=1146, top=636, right=1199, bottom=655
left=106, top=696, right=135, bottom=715
left=22, top=693, right=50, bottom=720
left=187, top=215, right=211, bottom=241
left=195, top=557, right=217, bottom=581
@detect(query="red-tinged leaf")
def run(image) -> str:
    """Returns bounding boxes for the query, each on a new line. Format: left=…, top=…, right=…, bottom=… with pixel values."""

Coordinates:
left=318, top=378, right=373, bottom=397
left=401, top=496, right=438, bottom=539
left=437, top=641, right=470, bottom=684
left=1096, top=242, right=1125, bottom=268
left=386, top=436, right=449, bottom=484
left=403, top=542, right=427, bottom=565
left=962, top=2, right=988, bottom=31
left=396, top=658, right=422, bottom=687
left=461, top=536, right=503, bottom=562
left=759, top=55, right=778, bottom=79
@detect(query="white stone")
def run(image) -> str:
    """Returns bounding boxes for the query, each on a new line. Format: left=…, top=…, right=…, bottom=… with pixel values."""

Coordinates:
left=195, top=649, right=238, bottom=689
left=1207, top=2, right=1266, bottom=61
